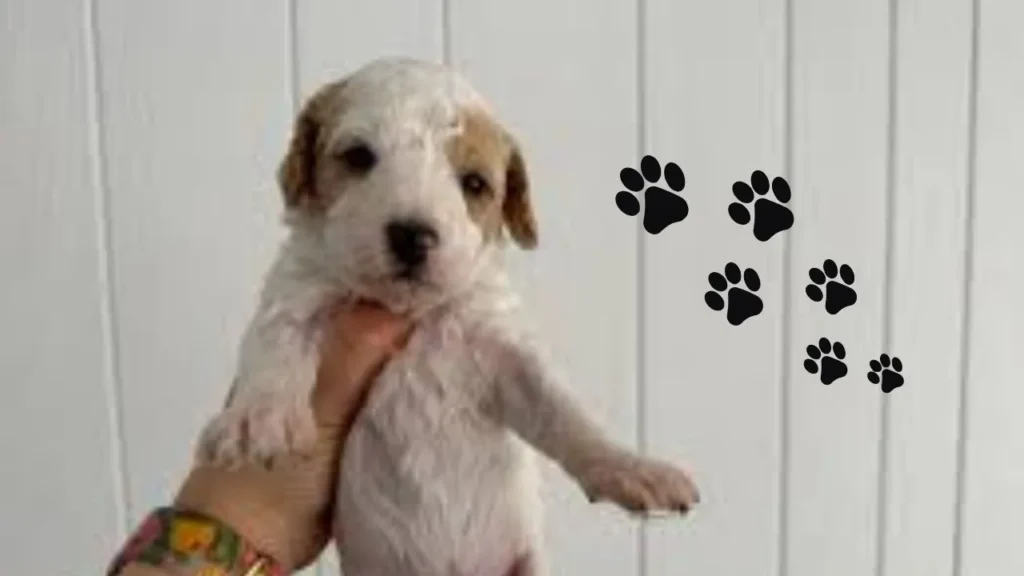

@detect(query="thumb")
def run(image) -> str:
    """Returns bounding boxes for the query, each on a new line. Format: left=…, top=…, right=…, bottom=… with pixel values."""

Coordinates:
left=311, top=302, right=412, bottom=429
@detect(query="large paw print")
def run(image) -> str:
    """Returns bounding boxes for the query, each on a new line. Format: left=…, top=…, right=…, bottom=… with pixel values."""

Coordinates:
left=615, top=155, right=689, bottom=235
left=704, top=262, right=763, bottom=326
left=806, top=259, right=858, bottom=315
left=729, top=170, right=794, bottom=242
left=803, top=337, right=848, bottom=385
left=867, top=354, right=905, bottom=393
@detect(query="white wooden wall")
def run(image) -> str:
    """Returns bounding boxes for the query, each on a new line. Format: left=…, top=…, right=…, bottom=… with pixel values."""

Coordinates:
left=1, top=1, right=1021, bottom=575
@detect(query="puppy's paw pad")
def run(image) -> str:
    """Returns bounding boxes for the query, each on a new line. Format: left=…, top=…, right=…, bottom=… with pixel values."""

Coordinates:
left=580, top=453, right=699, bottom=515
left=196, top=396, right=317, bottom=468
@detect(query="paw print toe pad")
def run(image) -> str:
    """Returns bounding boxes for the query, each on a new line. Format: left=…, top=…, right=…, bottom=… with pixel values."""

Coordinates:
left=620, top=168, right=645, bottom=192
left=615, top=191, right=640, bottom=216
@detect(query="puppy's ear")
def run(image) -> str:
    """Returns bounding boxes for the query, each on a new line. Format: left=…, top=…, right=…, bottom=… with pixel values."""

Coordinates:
left=277, top=80, right=345, bottom=211
left=278, top=102, right=320, bottom=210
left=503, top=139, right=538, bottom=249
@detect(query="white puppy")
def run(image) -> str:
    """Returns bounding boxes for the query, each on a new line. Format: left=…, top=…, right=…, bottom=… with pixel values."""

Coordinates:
left=198, top=57, right=699, bottom=576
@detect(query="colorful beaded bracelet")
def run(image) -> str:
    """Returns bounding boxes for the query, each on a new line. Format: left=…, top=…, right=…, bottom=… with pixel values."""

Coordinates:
left=106, top=507, right=285, bottom=576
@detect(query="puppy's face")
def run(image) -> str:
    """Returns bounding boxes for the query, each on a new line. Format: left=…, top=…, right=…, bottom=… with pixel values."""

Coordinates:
left=278, top=58, right=537, bottom=312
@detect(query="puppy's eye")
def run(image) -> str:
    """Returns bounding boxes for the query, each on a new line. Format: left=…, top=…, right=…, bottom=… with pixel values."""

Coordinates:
left=338, top=143, right=377, bottom=173
left=460, top=172, right=490, bottom=197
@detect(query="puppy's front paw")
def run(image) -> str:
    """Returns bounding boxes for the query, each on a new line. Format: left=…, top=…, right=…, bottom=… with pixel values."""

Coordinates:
left=578, top=451, right=700, bottom=515
left=196, top=394, right=317, bottom=468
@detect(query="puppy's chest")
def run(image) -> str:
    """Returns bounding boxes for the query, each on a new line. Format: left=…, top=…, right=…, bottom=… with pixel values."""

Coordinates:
left=350, top=316, right=506, bottom=475
left=333, top=300, right=538, bottom=574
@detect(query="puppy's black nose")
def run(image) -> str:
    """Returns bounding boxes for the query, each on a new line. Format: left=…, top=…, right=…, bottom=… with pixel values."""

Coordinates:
left=386, top=219, right=439, bottom=272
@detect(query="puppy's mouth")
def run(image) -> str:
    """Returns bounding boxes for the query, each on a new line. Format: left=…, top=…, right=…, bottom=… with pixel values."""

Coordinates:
left=348, top=267, right=444, bottom=311
left=345, top=247, right=483, bottom=314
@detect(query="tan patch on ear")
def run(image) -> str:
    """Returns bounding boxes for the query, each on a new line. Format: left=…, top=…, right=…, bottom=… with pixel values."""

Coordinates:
left=277, top=79, right=348, bottom=212
left=445, top=108, right=538, bottom=249
left=503, top=141, right=537, bottom=249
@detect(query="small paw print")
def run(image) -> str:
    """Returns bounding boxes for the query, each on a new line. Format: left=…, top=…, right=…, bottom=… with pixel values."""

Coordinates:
left=868, top=354, right=905, bottom=393
left=729, top=170, right=794, bottom=242
left=806, top=259, right=858, bottom=315
left=803, top=338, right=848, bottom=385
left=615, top=155, right=689, bottom=235
left=704, top=262, right=763, bottom=326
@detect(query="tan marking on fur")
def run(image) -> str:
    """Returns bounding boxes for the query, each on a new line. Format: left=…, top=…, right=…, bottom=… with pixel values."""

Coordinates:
left=446, top=108, right=538, bottom=248
left=277, top=79, right=349, bottom=212
left=503, top=143, right=537, bottom=249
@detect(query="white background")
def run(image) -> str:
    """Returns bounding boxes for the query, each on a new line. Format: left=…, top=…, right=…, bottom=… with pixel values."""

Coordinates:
left=1, top=1, right=1021, bottom=575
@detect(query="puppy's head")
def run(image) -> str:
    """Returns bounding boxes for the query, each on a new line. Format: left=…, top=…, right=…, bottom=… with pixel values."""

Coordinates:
left=278, top=57, right=536, bottom=312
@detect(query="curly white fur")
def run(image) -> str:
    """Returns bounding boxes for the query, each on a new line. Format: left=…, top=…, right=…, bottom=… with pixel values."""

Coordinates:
left=197, top=57, right=699, bottom=576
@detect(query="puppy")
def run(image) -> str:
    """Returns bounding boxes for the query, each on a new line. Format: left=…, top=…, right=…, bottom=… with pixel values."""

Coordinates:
left=197, top=57, right=699, bottom=576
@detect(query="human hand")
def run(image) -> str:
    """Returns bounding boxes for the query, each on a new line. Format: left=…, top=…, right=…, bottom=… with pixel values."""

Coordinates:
left=170, top=302, right=411, bottom=571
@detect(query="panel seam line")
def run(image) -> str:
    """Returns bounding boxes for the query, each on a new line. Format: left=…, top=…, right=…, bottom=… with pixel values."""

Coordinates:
left=84, top=0, right=130, bottom=538
left=875, top=0, right=901, bottom=572
left=952, top=0, right=982, bottom=573
left=776, top=0, right=795, bottom=572
left=636, top=0, right=649, bottom=574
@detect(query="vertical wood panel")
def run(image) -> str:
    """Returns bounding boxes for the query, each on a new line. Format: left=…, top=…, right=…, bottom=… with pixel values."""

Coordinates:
left=0, top=0, right=122, bottom=572
left=294, top=0, right=443, bottom=100
left=293, top=3, right=443, bottom=572
left=95, top=0, right=290, bottom=520
left=960, top=0, right=1024, bottom=573
left=883, top=0, right=973, bottom=574
left=786, top=1, right=890, bottom=575
left=644, top=0, right=786, bottom=574
left=448, top=2, right=640, bottom=574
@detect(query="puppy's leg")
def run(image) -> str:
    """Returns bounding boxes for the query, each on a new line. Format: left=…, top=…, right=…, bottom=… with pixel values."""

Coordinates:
left=197, top=276, right=335, bottom=468
left=484, top=336, right=700, bottom=515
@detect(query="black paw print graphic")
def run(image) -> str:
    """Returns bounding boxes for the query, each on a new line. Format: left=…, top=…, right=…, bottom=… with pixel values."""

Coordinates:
left=806, top=259, right=858, bottom=315
left=867, top=354, right=904, bottom=393
left=729, top=170, right=794, bottom=242
left=804, top=338, right=848, bottom=385
left=704, top=262, right=763, bottom=326
left=615, top=155, right=689, bottom=235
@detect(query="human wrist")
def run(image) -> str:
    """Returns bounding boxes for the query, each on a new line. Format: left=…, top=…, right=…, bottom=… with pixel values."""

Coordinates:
left=172, top=471, right=294, bottom=571
left=107, top=507, right=286, bottom=576
left=117, top=564, right=175, bottom=576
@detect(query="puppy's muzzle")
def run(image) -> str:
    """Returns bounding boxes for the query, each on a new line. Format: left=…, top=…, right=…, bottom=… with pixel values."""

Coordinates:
left=386, top=218, right=439, bottom=278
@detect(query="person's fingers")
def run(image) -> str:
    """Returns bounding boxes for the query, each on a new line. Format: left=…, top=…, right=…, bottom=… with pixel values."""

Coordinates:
left=334, top=301, right=412, bottom=356
left=311, top=301, right=412, bottom=427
